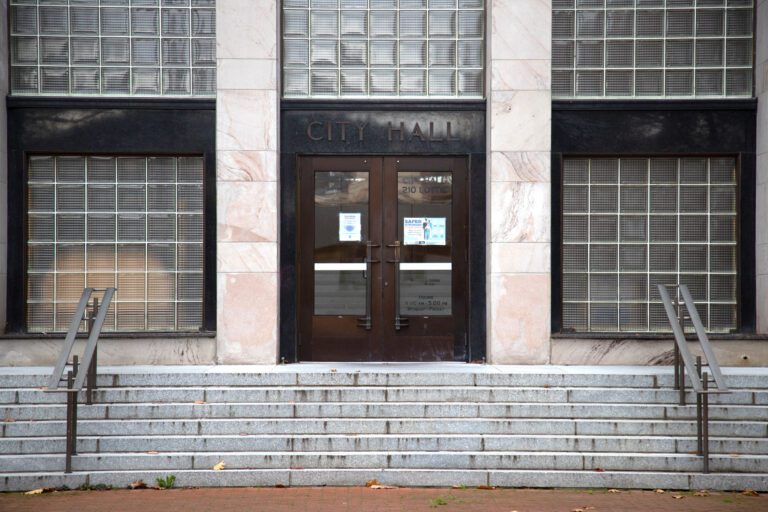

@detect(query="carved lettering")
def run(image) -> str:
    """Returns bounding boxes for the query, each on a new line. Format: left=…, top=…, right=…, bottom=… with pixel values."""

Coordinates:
left=336, top=121, right=350, bottom=142
left=355, top=122, right=367, bottom=142
left=388, top=122, right=405, bottom=142
left=306, top=121, right=324, bottom=141
left=446, top=121, right=460, bottom=141
left=410, top=122, right=426, bottom=141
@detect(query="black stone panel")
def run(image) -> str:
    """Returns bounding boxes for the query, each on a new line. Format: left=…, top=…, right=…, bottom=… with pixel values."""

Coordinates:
left=6, top=99, right=216, bottom=333
left=551, top=100, right=757, bottom=334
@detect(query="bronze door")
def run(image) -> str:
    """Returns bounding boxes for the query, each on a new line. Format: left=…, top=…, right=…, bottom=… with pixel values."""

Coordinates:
left=298, top=156, right=468, bottom=361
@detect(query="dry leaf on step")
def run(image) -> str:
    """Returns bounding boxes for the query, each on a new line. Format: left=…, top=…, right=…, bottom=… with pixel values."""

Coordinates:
left=129, top=480, right=147, bottom=490
left=477, top=485, right=496, bottom=490
left=365, top=479, right=380, bottom=487
left=607, top=489, right=621, bottom=493
left=742, top=489, right=759, bottom=497
left=193, top=400, right=206, bottom=405
left=693, top=490, right=709, bottom=497
left=672, top=495, right=684, bottom=500
left=369, top=485, right=397, bottom=490
left=213, top=461, right=226, bottom=470
left=654, top=489, right=665, bottom=494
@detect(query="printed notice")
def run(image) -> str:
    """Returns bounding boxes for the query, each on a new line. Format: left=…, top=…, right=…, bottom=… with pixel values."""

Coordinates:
left=339, top=213, right=362, bottom=242
left=403, top=217, right=446, bottom=246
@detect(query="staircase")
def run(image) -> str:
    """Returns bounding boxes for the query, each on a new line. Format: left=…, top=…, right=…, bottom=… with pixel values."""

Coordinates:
left=1, top=364, right=767, bottom=492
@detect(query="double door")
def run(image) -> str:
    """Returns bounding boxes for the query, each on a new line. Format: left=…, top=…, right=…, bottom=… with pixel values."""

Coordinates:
left=298, top=156, right=468, bottom=361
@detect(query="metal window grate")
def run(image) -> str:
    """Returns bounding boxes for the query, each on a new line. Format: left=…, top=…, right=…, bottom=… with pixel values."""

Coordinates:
left=282, top=0, right=484, bottom=98
left=552, top=2, right=754, bottom=98
left=27, top=155, right=205, bottom=333
left=562, top=157, right=738, bottom=333
left=10, top=0, right=216, bottom=97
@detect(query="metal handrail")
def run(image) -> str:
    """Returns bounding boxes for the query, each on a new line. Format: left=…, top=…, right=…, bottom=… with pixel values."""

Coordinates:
left=657, top=283, right=730, bottom=473
left=44, top=287, right=116, bottom=473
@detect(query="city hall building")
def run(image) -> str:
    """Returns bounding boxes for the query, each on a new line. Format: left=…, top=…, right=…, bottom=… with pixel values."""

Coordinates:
left=0, top=0, right=767, bottom=367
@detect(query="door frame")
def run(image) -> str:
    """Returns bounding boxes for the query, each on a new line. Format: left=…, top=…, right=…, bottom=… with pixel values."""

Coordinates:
left=280, top=102, right=487, bottom=363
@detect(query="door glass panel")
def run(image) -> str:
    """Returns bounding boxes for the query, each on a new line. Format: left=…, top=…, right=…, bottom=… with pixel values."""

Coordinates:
left=314, top=171, right=369, bottom=315
left=397, top=171, right=452, bottom=315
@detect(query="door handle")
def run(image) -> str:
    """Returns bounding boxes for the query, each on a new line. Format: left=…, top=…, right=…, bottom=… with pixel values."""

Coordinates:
left=385, top=241, right=409, bottom=330
left=357, top=241, right=379, bottom=330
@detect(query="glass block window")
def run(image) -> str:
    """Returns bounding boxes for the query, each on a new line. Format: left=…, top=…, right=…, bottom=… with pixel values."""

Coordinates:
left=552, top=0, right=754, bottom=98
left=27, top=155, right=205, bottom=332
left=282, top=0, right=485, bottom=98
left=10, top=0, right=216, bottom=97
left=562, top=157, right=738, bottom=333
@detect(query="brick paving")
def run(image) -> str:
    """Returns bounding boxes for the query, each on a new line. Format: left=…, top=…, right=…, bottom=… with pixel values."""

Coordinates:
left=0, top=487, right=764, bottom=512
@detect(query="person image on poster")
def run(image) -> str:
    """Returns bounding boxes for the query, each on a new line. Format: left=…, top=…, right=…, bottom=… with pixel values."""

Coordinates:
left=423, top=219, right=432, bottom=241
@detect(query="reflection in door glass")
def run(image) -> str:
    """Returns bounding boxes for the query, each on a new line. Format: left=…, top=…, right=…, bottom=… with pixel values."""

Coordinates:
left=398, top=172, right=452, bottom=316
left=314, top=172, right=369, bottom=315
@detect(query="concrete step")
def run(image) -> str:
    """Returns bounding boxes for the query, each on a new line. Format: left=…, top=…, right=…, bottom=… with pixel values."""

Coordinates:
left=3, top=467, right=767, bottom=492
left=4, top=418, right=767, bottom=438
left=3, top=434, right=766, bottom=455
left=3, top=366, right=767, bottom=390
left=1, top=402, right=767, bottom=421
left=6, top=386, right=765, bottom=406
left=2, top=451, right=766, bottom=474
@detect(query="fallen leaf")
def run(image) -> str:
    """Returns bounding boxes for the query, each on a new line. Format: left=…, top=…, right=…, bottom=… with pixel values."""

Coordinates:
left=193, top=400, right=206, bottom=405
left=672, top=495, right=684, bottom=500
left=146, top=451, right=159, bottom=455
left=330, top=368, right=337, bottom=373
left=365, top=479, right=380, bottom=487
left=572, top=508, right=594, bottom=512
left=369, top=484, right=398, bottom=489
left=129, top=480, right=147, bottom=490
left=607, top=489, right=621, bottom=493
left=3, top=417, right=15, bottom=423
left=25, top=489, right=45, bottom=495
left=593, top=467, right=605, bottom=472
left=213, top=461, right=226, bottom=470
left=742, top=489, right=759, bottom=497
left=274, top=484, right=286, bottom=488
left=693, top=490, right=709, bottom=497
left=654, top=489, right=666, bottom=494
left=477, top=485, right=496, bottom=490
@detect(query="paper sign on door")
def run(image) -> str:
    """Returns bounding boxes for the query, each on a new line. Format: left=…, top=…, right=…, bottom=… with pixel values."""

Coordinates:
left=403, top=217, right=446, bottom=246
left=339, top=213, right=362, bottom=242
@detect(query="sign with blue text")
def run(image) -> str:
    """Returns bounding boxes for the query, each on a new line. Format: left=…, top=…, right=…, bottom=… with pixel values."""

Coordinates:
left=403, top=217, right=446, bottom=246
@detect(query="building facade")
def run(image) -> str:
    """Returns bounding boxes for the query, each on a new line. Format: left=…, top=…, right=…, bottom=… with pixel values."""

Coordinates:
left=0, top=0, right=767, bottom=366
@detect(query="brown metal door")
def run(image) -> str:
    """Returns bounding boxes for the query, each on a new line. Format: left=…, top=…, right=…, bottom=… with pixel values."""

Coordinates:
left=298, top=156, right=467, bottom=362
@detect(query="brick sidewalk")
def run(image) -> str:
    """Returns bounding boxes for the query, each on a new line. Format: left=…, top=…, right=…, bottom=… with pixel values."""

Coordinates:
left=0, top=487, right=764, bottom=512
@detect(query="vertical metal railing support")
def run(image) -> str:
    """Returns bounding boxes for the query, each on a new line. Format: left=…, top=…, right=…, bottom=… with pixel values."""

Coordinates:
left=657, top=283, right=729, bottom=474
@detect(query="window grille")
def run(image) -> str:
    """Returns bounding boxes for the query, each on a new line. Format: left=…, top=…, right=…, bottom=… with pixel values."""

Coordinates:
left=10, top=0, right=216, bottom=97
left=282, top=0, right=484, bottom=98
left=27, top=155, right=205, bottom=332
left=562, top=157, right=738, bottom=333
left=552, top=0, right=754, bottom=98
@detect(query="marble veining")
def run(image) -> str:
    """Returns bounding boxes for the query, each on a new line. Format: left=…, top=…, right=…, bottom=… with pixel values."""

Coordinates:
left=491, top=151, right=550, bottom=182
left=490, top=243, right=551, bottom=274
left=490, top=182, right=550, bottom=243
left=490, top=91, right=551, bottom=152
left=217, top=150, right=278, bottom=182
left=491, top=0, right=552, bottom=60
left=217, top=242, right=278, bottom=273
left=491, top=60, right=551, bottom=92
left=216, top=0, right=277, bottom=59
left=217, top=182, right=278, bottom=243
left=216, top=90, right=278, bottom=151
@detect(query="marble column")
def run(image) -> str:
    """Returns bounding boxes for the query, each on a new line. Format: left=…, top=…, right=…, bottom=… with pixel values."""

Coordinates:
left=0, top=0, right=8, bottom=333
left=215, top=0, right=279, bottom=363
left=487, top=0, right=552, bottom=363
left=757, top=0, right=768, bottom=333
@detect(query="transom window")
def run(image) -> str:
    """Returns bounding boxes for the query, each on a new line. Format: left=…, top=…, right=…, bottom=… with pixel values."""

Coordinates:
left=282, top=0, right=485, bottom=98
left=10, top=0, right=216, bottom=97
left=561, top=157, right=738, bottom=333
left=552, top=0, right=754, bottom=98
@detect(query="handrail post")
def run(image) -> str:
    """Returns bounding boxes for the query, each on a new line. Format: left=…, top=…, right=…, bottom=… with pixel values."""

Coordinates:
left=65, top=369, right=73, bottom=474
left=71, top=356, right=78, bottom=456
left=696, top=355, right=702, bottom=455
left=703, top=371, right=709, bottom=474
